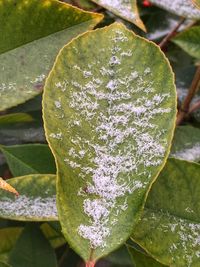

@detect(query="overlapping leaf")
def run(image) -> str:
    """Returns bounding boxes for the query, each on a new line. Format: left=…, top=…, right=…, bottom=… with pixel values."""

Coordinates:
left=172, top=26, right=200, bottom=59
left=0, top=144, right=56, bottom=176
left=43, top=22, right=176, bottom=262
left=0, top=179, right=18, bottom=196
left=132, top=159, right=200, bottom=267
left=170, top=126, right=200, bottom=162
left=90, top=0, right=146, bottom=31
left=150, top=0, right=200, bottom=19
left=9, top=224, right=57, bottom=267
left=192, top=0, right=200, bottom=9
left=0, top=0, right=103, bottom=111
left=0, top=175, right=57, bottom=221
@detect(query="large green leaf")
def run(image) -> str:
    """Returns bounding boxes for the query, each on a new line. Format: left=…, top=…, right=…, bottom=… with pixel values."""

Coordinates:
left=0, top=174, right=57, bottom=221
left=128, top=246, right=166, bottom=267
left=0, top=0, right=103, bottom=111
left=150, top=0, right=200, bottom=19
left=170, top=125, right=200, bottom=162
left=0, top=144, right=56, bottom=176
left=91, top=0, right=146, bottom=31
left=8, top=224, right=57, bottom=267
left=132, top=158, right=200, bottom=267
left=43, top=22, right=176, bottom=262
left=172, top=26, right=200, bottom=59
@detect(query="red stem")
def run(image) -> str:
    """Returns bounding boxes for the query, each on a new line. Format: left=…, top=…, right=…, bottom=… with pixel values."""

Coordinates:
left=86, top=261, right=95, bottom=267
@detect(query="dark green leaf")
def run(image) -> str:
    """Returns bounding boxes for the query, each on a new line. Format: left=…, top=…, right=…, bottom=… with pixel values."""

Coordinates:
left=0, top=144, right=56, bottom=176
left=170, top=125, right=200, bottom=162
left=132, top=159, right=200, bottom=267
left=172, top=26, right=200, bottom=59
left=0, top=0, right=103, bottom=111
left=0, top=114, right=33, bottom=127
left=128, top=246, right=166, bottom=267
left=9, top=224, right=57, bottom=267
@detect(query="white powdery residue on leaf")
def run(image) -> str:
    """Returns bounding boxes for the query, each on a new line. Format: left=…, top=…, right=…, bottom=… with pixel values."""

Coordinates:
left=0, top=82, right=16, bottom=93
left=49, top=132, right=62, bottom=140
left=149, top=212, right=200, bottom=266
left=55, top=81, right=68, bottom=92
left=171, top=144, right=200, bottom=162
left=30, top=74, right=46, bottom=84
left=54, top=100, right=61, bottom=109
left=150, top=0, right=200, bottom=19
left=60, top=29, right=173, bottom=249
left=96, top=0, right=136, bottom=21
left=0, top=195, right=57, bottom=219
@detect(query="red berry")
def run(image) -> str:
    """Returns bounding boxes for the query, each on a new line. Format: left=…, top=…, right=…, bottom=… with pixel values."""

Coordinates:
left=143, top=0, right=152, bottom=7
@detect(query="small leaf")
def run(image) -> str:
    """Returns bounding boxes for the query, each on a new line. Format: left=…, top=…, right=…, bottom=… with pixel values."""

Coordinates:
left=0, top=0, right=103, bottom=111
left=91, top=0, right=146, bottom=31
left=9, top=224, right=57, bottom=267
left=128, top=246, right=166, bottom=267
left=0, top=113, right=34, bottom=127
left=132, top=158, right=200, bottom=267
left=0, top=174, right=57, bottom=221
left=0, top=144, right=56, bottom=176
left=43, top=22, right=176, bottom=262
left=0, top=178, right=18, bottom=196
left=40, top=223, right=65, bottom=249
left=172, top=26, right=200, bottom=59
left=170, top=125, right=200, bottom=162
left=150, top=0, right=200, bottom=19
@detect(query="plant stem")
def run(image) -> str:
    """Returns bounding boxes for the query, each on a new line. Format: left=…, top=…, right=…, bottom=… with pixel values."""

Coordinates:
left=86, top=261, right=95, bottom=267
left=176, top=65, right=200, bottom=125
left=189, top=100, right=200, bottom=114
left=159, top=17, right=185, bottom=49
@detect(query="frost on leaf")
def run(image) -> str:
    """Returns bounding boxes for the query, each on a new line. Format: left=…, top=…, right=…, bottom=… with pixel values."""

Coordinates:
left=150, top=0, right=200, bottom=19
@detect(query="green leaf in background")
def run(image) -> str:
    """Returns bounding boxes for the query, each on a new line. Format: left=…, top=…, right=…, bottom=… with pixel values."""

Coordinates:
left=128, top=246, right=166, bottom=267
left=0, top=263, right=11, bottom=267
left=150, top=0, right=200, bottom=19
left=91, top=0, right=146, bottom=31
left=0, top=144, right=56, bottom=176
left=132, top=158, right=200, bottom=267
left=0, top=227, right=22, bottom=263
left=40, top=223, right=65, bottom=249
left=172, top=26, right=200, bottom=59
left=43, top=22, right=176, bottom=262
left=8, top=224, right=57, bottom=267
left=0, top=0, right=103, bottom=111
left=170, top=125, right=200, bottom=162
left=0, top=113, right=34, bottom=127
left=0, top=174, right=57, bottom=221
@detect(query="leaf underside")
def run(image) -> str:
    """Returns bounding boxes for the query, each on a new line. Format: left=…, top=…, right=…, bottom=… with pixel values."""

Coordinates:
left=43, top=22, right=176, bottom=262
left=132, top=158, right=200, bottom=267
left=0, top=0, right=103, bottom=111
left=150, top=0, right=200, bottom=19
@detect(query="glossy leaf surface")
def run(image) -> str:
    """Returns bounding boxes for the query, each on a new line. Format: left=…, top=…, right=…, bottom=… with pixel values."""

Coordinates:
left=172, top=26, right=200, bottom=59
left=0, top=0, right=103, bottom=111
left=170, top=126, right=200, bottom=162
left=43, top=23, right=176, bottom=262
left=132, top=159, right=200, bottom=267
left=0, top=144, right=56, bottom=176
